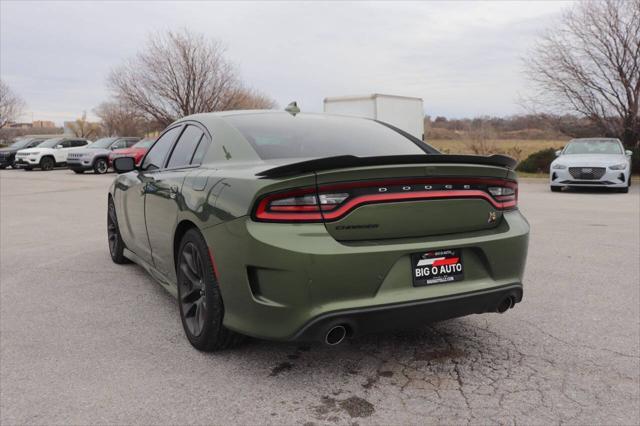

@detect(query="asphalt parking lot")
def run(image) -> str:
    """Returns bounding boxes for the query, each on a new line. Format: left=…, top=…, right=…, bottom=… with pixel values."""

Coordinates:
left=1, top=169, right=639, bottom=425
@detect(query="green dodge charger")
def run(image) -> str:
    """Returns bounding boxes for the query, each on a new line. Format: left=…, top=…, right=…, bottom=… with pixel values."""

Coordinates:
left=108, top=111, right=529, bottom=351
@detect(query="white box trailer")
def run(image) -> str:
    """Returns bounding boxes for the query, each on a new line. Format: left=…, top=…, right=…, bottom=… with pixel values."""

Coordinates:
left=323, top=94, right=424, bottom=140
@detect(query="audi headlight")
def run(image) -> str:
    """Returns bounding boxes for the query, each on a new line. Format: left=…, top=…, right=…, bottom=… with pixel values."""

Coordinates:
left=609, top=163, right=627, bottom=170
left=552, top=163, right=567, bottom=169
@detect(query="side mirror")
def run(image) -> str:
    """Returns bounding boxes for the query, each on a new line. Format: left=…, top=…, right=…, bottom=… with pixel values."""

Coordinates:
left=55, top=144, right=63, bottom=149
left=113, top=156, right=136, bottom=174
left=625, top=150, right=633, bottom=156
left=555, top=150, right=562, bottom=157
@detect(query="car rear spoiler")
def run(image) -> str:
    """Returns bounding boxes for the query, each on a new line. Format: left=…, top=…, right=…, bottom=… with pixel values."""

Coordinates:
left=256, top=154, right=517, bottom=178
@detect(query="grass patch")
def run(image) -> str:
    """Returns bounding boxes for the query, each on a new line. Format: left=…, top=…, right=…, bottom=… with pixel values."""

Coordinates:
left=516, top=172, right=550, bottom=179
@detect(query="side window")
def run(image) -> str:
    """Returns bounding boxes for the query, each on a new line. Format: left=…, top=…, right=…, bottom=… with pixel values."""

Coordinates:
left=74, top=140, right=87, bottom=147
left=191, top=134, right=210, bottom=165
left=166, top=125, right=205, bottom=169
left=111, top=140, right=126, bottom=150
left=60, top=140, right=72, bottom=148
left=141, top=126, right=182, bottom=171
left=126, top=139, right=138, bottom=148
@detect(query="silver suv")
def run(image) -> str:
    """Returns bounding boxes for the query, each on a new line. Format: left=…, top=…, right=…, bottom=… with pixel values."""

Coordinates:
left=67, top=137, right=140, bottom=174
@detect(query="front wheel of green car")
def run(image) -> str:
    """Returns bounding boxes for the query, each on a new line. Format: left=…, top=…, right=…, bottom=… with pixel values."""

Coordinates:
left=177, top=229, right=241, bottom=351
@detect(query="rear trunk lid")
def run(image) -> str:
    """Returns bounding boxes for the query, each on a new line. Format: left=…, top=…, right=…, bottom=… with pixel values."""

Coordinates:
left=254, top=155, right=517, bottom=241
left=315, top=163, right=513, bottom=241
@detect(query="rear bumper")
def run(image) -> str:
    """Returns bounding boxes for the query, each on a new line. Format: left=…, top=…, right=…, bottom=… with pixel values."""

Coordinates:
left=203, top=209, right=530, bottom=341
left=292, top=283, right=522, bottom=341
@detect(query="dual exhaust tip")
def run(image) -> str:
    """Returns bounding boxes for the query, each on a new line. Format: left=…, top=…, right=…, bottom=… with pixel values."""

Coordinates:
left=324, top=324, right=348, bottom=345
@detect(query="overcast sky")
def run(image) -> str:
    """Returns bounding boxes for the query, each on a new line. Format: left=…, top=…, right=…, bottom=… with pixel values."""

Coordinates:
left=1, top=0, right=571, bottom=125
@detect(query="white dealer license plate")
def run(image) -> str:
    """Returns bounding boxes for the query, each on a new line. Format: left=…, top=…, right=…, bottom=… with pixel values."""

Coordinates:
left=411, top=248, right=464, bottom=286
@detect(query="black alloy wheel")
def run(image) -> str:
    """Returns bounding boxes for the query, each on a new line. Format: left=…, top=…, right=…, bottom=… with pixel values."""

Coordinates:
left=179, top=242, right=208, bottom=337
left=40, top=156, right=54, bottom=171
left=176, top=229, right=241, bottom=351
left=107, top=198, right=129, bottom=264
left=94, top=158, right=109, bottom=174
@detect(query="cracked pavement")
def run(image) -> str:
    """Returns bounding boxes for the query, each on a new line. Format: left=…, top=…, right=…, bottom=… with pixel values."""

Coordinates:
left=1, top=170, right=639, bottom=425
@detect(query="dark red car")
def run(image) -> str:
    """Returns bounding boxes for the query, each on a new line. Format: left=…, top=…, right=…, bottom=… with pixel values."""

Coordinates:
left=108, top=139, right=154, bottom=167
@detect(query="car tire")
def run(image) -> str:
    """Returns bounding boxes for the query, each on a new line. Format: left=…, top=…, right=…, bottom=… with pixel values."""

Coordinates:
left=107, top=197, right=130, bottom=264
left=177, top=228, right=242, bottom=351
left=40, top=156, right=55, bottom=171
left=93, top=158, right=109, bottom=174
left=73, top=170, right=84, bottom=174
left=0, top=165, right=6, bottom=170
left=550, top=186, right=561, bottom=192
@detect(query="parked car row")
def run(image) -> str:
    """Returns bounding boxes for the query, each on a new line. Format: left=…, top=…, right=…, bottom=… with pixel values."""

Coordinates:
left=0, top=136, right=153, bottom=173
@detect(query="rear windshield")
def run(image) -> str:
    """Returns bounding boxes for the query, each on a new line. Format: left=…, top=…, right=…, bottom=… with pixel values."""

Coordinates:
left=564, top=139, right=622, bottom=155
left=225, top=113, right=428, bottom=160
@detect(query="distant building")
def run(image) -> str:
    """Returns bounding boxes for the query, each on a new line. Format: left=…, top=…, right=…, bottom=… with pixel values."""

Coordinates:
left=8, top=122, right=33, bottom=129
left=63, top=121, right=75, bottom=135
left=32, top=120, right=56, bottom=128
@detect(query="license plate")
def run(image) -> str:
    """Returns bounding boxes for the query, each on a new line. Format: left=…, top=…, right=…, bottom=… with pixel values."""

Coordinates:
left=411, top=248, right=464, bottom=286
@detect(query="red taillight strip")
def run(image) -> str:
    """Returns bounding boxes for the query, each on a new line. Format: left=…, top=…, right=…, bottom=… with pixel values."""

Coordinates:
left=254, top=189, right=324, bottom=221
left=253, top=177, right=517, bottom=222
left=321, top=190, right=514, bottom=221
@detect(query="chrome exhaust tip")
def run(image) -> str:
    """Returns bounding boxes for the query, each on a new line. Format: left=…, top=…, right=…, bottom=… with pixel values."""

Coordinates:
left=324, top=325, right=347, bottom=345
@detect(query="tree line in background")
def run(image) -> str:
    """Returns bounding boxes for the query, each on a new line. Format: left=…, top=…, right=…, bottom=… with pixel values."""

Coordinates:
left=1, top=0, right=638, bottom=148
left=425, top=114, right=604, bottom=141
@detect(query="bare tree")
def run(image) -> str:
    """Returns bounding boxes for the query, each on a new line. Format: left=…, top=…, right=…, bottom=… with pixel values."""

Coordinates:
left=524, top=0, right=640, bottom=147
left=0, top=79, right=26, bottom=129
left=108, top=30, right=276, bottom=127
left=94, top=100, right=157, bottom=137
left=68, top=112, right=101, bottom=139
left=225, top=88, right=276, bottom=110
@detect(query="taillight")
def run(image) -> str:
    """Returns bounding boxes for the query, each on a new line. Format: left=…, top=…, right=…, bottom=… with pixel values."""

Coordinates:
left=253, top=178, right=517, bottom=223
left=254, top=189, right=350, bottom=222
